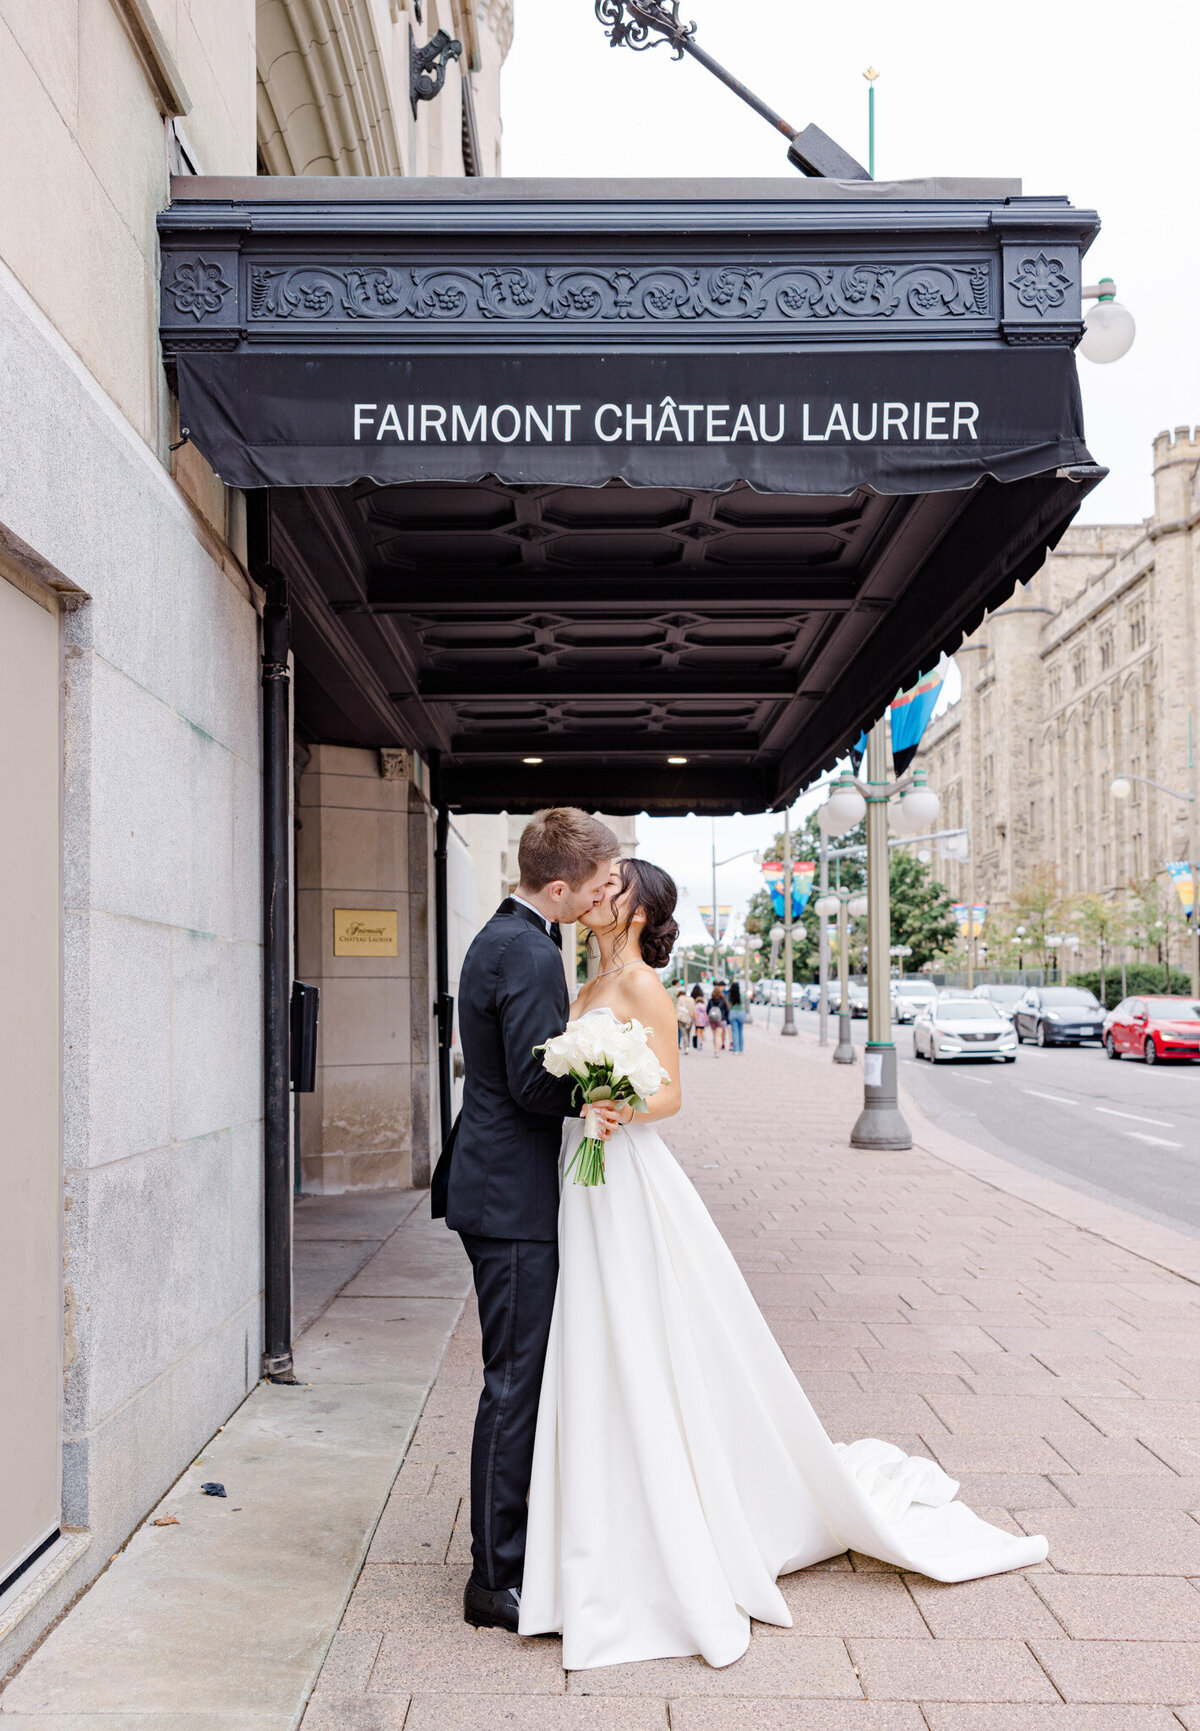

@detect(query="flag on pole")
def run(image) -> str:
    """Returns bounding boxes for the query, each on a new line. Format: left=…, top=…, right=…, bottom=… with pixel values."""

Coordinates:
left=951, top=903, right=987, bottom=939
left=1166, top=862, right=1197, bottom=921
left=698, top=904, right=732, bottom=942
left=889, top=660, right=947, bottom=777
left=761, top=860, right=815, bottom=917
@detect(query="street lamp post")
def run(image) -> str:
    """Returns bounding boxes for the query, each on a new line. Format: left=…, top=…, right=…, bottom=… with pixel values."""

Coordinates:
left=814, top=886, right=862, bottom=1064
left=852, top=720, right=913, bottom=1149
left=1112, top=749, right=1200, bottom=996
left=815, top=726, right=940, bottom=1149
left=817, top=829, right=831, bottom=1047
left=782, top=804, right=797, bottom=1036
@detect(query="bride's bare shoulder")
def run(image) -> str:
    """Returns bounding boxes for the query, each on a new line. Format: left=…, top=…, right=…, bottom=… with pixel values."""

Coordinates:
left=619, top=965, right=673, bottom=1017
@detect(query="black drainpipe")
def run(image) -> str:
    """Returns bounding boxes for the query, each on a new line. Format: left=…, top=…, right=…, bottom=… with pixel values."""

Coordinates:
left=249, top=496, right=295, bottom=1383
left=429, top=749, right=453, bottom=1147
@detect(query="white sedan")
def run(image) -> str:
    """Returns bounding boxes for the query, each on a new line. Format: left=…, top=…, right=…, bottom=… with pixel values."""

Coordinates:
left=913, top=998, right=1018, bottom=1063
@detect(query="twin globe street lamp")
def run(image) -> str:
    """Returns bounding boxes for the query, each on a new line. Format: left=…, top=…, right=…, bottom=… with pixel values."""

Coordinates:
left=812, top=728, right=942, bottom=1149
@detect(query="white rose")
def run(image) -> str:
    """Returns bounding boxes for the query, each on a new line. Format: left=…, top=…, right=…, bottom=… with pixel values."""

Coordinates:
left=569, top=1017, right=610, bottom=1068
left=539, top=1032, right=575, bottom=1077
left=627, top=1052, right=667, bottom=1098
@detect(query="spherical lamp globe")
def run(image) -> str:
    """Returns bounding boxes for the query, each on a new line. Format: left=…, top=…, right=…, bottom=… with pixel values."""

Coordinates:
left=1110, top=776, right=1133, bottom=802
left=770, top=923, right=785, bottom=943
left=888, top=797, right=917, bottom=835
left=813, top=894, right=841, bottom=919
left=848, top=893, right=869, bottom=918
left=898, top=770, right=941, bottom=831
left=824, top=771, right=867, bottom=834
left=1080, top=297, right=1135, bottom=364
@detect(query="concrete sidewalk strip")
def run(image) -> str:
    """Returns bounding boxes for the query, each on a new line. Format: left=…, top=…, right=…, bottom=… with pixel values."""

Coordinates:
left=8, top=1029, right=1200, bottom=1726
left=0, top=1204, right=472, bottom=1730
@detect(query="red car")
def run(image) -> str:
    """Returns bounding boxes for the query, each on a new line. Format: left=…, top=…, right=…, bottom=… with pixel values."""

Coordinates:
left=1103, top=995, right=1200, bottom=1064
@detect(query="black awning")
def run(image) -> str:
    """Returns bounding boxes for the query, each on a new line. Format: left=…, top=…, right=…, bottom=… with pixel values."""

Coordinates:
left=175, top=345, right=1091, bottom=497
left=159, top=178, right=1104, bottom=812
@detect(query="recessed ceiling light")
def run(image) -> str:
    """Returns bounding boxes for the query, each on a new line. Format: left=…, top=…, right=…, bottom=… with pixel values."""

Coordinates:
left=523, top=756, right=543, bottom=765
left=667, top=755, right=688, bottom=765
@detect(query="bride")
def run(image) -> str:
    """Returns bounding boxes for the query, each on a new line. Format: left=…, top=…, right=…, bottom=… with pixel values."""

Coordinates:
left=517, top=856, right=1047, bottom=1671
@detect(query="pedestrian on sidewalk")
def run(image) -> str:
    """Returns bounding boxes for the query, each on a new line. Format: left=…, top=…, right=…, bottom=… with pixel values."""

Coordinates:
left=707, top=983, right=729, bottom=1053
left=674, top=983, right=695, bottom=1053
left=691, top=984, right=708, bottom=1049
left=727, top=981, right=745, bottom=1053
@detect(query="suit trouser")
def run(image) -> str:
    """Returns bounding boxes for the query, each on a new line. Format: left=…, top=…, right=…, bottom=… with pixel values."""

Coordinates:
left=459, top=1232, right=559, bottom=1590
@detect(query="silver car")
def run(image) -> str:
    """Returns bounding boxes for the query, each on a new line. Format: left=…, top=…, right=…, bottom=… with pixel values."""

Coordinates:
left=913, top=998, right=1018, bottom=1063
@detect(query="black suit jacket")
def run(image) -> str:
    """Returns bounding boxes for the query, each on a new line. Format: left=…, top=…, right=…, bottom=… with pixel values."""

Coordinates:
left=438, top=898, right=575, bottom=1241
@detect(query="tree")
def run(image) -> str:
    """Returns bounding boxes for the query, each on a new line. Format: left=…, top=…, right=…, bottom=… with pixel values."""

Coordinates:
left=742, top=811, right=953, bottom=978
left=742, top=810, right=838, bottom=981
left=1075, top=892, right=1129, bottom=1009
left=1011, top=868, right=1068, bottom=976
left=887, top=851, right=960, bottom=969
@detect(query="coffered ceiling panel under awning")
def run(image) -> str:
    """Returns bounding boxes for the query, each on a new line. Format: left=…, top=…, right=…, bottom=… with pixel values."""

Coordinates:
left=159, top=177, right=1105, bottom=813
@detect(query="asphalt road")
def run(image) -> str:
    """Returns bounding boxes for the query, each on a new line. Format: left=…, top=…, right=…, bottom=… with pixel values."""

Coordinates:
left=775, top=1007, right=1200, bottom=1241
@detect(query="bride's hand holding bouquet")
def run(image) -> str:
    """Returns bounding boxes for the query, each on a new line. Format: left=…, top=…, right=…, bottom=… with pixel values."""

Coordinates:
left=536, top=1010, right=670, bottom=1185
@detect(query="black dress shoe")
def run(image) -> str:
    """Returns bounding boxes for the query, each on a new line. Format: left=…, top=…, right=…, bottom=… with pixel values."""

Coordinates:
left=463, top=1575, right=522, bottom=1631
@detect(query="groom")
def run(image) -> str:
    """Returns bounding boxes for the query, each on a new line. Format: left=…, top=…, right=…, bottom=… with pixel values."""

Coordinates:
left=433, top=807, right=619, bottom=1631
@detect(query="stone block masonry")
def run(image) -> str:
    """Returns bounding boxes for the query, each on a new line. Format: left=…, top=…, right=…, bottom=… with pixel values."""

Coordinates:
left=297, top=745, right=436, bottom=1194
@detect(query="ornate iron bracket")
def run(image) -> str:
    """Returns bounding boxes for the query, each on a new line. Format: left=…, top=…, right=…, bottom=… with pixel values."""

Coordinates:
left=595, top=0, right=696, bottom=58
left=410, top=27, right=463, bottom=118
left=593, top=0, right=869, bottom=180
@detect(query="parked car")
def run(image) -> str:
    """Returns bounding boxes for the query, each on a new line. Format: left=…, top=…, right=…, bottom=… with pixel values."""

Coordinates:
left=913, top=998, right=1018, bottom=1063
left=971, top=983, right=1026, bottom=1021
left=1103, top=995, right=1200, bottom=1064
left=1012, top=986, right=1105, bottom=1046
left=826, top=982, right=842, bottom=1013
left=846, top=982, right=870, bottom=1018
left=891, top=979, right=939, bottom=1025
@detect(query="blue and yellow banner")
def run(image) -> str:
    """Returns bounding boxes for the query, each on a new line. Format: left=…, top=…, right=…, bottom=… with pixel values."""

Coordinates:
left=890, top=663, right=946, bottom=777
left=1166, top=862, right=1197, bottom=920
left=951, top=902, right=987, bottom=939
left=761, top=860, right=815, bottom=918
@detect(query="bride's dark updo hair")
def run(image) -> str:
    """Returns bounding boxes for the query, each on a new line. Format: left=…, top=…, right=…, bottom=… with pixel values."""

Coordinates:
left=615, top=858, right=679, bottom=970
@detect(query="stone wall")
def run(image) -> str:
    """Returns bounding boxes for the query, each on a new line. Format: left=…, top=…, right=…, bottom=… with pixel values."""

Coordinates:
left=0, top=0, right=262, bottom=1672
left=908, top=429, right=1200, bottom=962
left=296, top=746, right=444, bottom=1192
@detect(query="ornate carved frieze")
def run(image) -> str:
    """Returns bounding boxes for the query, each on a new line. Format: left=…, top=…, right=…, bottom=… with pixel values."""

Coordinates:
left=1007, top=251, right=1073, bottom=316
left=163, top=257, right=235, bottom=320
left=245, top=260, right=992, bottom=326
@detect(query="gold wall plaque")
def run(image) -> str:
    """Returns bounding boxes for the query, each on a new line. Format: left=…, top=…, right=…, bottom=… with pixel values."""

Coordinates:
left=333, top=908, right=398, bottom=957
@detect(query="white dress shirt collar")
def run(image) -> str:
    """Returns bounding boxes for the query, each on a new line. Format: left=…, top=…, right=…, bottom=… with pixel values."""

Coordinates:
left=511, top=893, right=552, bottom=934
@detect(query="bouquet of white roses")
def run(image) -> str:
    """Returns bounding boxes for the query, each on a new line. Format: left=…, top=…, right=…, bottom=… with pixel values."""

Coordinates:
left=536, top=1010, right=670, bottom=1185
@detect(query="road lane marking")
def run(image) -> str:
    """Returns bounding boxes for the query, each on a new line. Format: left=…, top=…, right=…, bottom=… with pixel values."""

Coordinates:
left=1095, top=1106, right=1175, bottom=1129
left=953, top=1075, right=994, bottom=1085
left=1124, top=1130, right=1184, bottom=1149
left=1024, top=1089, right=1078, bottom=1106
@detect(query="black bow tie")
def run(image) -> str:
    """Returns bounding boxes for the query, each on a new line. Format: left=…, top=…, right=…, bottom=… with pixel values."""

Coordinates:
left=549, top=923, right=563, bottom=950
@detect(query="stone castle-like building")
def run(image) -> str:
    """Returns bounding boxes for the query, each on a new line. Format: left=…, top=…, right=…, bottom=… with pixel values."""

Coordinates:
left=912, top=428, right=1200, bottom=925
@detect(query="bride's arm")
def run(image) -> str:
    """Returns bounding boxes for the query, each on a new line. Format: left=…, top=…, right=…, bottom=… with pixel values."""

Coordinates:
left=617, top=972, right=682, bottom=1125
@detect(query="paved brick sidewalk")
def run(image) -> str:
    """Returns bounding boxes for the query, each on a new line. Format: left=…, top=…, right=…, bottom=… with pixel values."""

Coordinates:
left=304, top=1025, right=1200, bottom=1730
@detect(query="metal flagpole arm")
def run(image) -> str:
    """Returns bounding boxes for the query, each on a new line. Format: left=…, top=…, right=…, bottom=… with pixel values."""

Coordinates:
left=594, top=0, right=870, bottom=179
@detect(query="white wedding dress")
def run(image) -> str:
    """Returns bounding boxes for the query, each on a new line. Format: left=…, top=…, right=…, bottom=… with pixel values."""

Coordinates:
left=519, top=1016, right=1048, bottom=1670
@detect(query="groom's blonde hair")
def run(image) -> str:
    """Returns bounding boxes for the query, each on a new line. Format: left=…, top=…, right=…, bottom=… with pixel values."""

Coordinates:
left=518, top=808, right=619, bottom=891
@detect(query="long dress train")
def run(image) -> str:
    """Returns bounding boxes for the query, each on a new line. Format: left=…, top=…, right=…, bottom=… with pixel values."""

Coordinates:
left=518, top=1092, right=1047, bottom=1670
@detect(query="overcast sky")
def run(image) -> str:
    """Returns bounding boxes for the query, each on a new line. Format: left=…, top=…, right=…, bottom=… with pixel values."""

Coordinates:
left=500, top=0, right=1199, bottom=932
